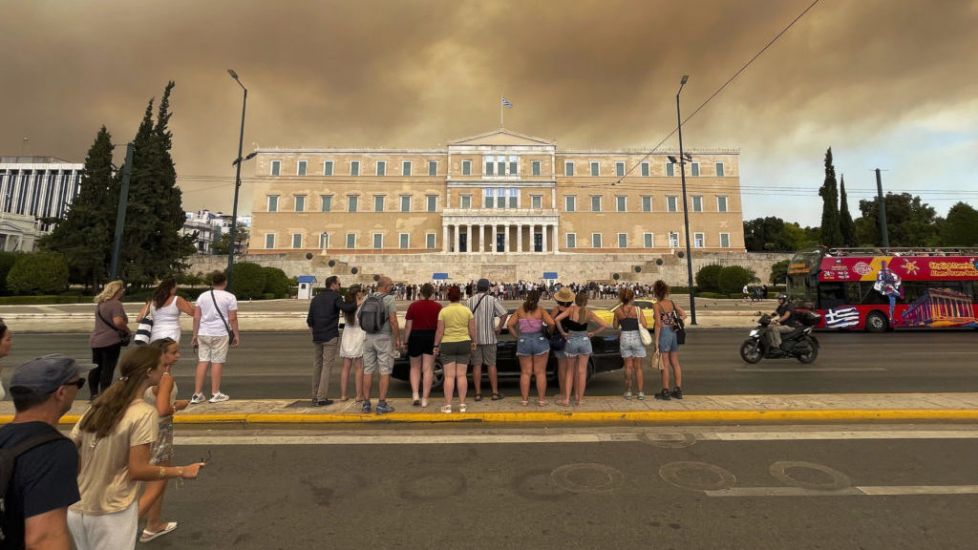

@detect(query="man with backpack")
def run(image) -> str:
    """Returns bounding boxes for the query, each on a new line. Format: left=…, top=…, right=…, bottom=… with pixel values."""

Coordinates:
left=306, top=276, right=358, bottom=406
left=1, top=354, right=91, bottom=549
left=359, top=276, right=400, bottom=414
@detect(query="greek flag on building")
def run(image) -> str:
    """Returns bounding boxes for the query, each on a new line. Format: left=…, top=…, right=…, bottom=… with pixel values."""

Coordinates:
left=824, top=307, right=859, bottom=328
left=501, top=97, right=513, bottom=108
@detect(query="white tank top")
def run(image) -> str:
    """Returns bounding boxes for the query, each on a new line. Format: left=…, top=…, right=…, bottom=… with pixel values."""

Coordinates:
left=150, top=297, right=182, bottom=341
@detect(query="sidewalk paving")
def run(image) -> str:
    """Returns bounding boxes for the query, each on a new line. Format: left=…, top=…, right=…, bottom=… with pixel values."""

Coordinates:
left=4, top=393, right=977, bottom=425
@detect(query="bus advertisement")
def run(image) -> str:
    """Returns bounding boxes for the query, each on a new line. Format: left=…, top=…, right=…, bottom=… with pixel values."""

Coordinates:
left=787, top=248, right=978, bottom=332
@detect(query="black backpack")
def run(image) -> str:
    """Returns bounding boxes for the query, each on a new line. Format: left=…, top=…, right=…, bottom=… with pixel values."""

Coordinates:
left=0, top=428, right=67, bottom=541
left=358, top=293, right=388, bottom=334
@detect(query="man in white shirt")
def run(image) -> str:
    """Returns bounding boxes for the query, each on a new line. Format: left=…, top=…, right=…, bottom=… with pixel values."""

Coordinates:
left=190, top=271, right=239, bottom=404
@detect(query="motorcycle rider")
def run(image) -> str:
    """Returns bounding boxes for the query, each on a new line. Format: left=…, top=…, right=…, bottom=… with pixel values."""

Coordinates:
left=767, top=294, right=798, bottom=354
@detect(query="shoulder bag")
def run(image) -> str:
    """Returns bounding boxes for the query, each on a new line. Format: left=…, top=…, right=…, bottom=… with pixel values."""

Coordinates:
left=636, top=306, right=653, bottom=347
left=96, top=303, right=131, bottom=347
left=549, top=309, right=567, bottom=352
left=133, top=302, right=154, bottom=345
left=211, top=290, right=233, bottom=337
left=671, top=306, right=687, bottom=346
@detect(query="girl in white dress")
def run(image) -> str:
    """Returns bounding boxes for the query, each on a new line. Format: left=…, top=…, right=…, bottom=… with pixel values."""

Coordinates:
left=338, top=285, right=366, bottom=402
left=139, top=278, right=195, bottom=344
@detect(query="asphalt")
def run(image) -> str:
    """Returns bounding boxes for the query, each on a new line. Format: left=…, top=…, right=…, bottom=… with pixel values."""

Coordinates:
left=131, top=424, right=978, bottom=549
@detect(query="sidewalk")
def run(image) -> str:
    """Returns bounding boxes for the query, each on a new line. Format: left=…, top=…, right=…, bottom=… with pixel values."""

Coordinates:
left=4, top=393, right=977, bottom=425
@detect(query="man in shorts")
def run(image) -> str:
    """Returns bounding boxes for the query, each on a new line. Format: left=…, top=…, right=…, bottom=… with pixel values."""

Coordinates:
left=191, top=271, right=239, bottom=404
left=361, top=276, right=400, bottom=414
left=467, top=278, right=509, bottom=401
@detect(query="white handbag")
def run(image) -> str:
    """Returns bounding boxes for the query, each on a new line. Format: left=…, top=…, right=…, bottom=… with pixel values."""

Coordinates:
left=637, top=307, right=653, bottom=346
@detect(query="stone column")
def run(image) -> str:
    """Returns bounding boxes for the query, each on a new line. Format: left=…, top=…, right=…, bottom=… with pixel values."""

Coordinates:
left=443, top=224, right=449, bottom=253
left=545, top=224, right=553, bottom=254
left=504, top=224, right=510, bottom=253
left=551, top=224, right=558, bottom=254
left=453, top=224, right=460, bottom=254
left=517, top=223, right=523, bottom=253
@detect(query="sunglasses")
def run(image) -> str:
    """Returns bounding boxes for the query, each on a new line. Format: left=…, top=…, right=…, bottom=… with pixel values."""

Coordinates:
left=64, top=379, right=86, bottom=390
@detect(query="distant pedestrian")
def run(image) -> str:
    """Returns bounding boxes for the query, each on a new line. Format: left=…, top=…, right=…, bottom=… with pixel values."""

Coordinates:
left=507, top=290, right=556, bottom=406
left=433, top=286, right=476, bottom=413
left=553, top=292, right=607, bottom=406
left=742, top=284, right=750, bottom=302
left=69, top=346, right=204, bottom=550
left=0, top=354, right=90, bottom=550
left=339, top=285, right=366, bottom=402
left=613, top=288, right=648, bottom=400
left=403, top=283, right=441, bottom=408
left=550, top=287, right=576, bottom=401
left=190, top=271, right=238, bottom=405
left=90, top=280, right=131, bottom=401
left=359, top=276, right=399, bottom=414
left=139, top=277, right=194, bottom=344
left=306, top=276, right=358, bottom=406
left=467, top=278, right=508, bottom=401
left=0, top=318, right=12, bottom=400
left=652, top=280, right=686, bottom=401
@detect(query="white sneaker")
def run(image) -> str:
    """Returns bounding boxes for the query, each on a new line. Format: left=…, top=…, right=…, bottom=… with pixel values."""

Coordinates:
left=209, top=392, right=229, bottom=403
left=189, top=393, right=206, bottom=405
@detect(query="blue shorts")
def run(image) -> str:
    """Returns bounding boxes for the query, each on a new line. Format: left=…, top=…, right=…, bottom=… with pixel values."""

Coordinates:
left=563, top=331, right=593, bottom=357
left=658, top=325, right=680, bottom=353
left=516, top=333, right=550, bottom=356
left=619, top=331, right=647, bottom=358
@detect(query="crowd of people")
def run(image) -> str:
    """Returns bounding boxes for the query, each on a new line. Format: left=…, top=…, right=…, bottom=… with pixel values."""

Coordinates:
left=360, top=280, right=659, bottom=302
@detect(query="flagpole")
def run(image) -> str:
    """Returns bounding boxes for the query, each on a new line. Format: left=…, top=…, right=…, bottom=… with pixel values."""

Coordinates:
left=499, top=95, right=503, bottom=128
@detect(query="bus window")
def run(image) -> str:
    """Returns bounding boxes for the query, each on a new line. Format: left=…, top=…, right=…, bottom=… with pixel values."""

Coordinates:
left=858, top=282, right=888, bottom=305
left=846, top=282, right=862, bottom=305
left=818, top=282, right=847, bottom=309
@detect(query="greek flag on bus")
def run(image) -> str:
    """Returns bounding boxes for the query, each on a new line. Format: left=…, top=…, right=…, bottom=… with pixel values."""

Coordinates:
left=824, top=306, right=859, bottom=328
left=501, top=97, right=513, bottom=108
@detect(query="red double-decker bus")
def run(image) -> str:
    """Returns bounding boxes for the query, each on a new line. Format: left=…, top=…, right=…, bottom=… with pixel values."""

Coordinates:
left=787, top=248, right=978, bottom=332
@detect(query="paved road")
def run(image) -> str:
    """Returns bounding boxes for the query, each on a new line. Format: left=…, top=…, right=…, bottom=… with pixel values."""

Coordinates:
left=4, top=330, right=976, bottom=400
left=139, top=424, right=978, bottom=549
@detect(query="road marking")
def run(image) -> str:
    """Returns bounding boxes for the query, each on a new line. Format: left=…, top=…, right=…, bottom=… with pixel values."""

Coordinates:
left=706, top=486, right=978, bottom=497
left=856, top=485, right=978, bottom=496
left=735, top=367, right=888, bottom=372
left=703, top=430, right=978, bottom=441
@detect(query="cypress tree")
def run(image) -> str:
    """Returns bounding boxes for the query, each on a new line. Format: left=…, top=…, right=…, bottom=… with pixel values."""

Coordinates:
left=839, top=175, right=856, bottom=247
left=818, top=147, right=843, bottom=247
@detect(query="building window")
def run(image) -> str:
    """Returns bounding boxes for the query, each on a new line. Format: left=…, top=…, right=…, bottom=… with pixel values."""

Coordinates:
left=692, top=195, right=703, bottom=212
left=565, top=161, right=574, bottom=176
left=716, top=162, right=725, bottom=177
left=399, top=233, right=409, bottom=249
left=644, top=233, right=654, bottom=248
left=691, top=162, right=700, bottom=177
left=591, top=196, right=601, bottom=212
left=265, top=234, right=275, bottom=249
left=292, top=233, right=302, bottom=249
left=374, top=195, right=385, bottom=212
left=566, top=233, right=576, bottom=249
left=498, top=188, right=508, bottom=208
left=641, top=162, right=650, bottom=177
left=376, top=161, right=386, bottom=176
left=484, top=159, right=494, bottom=176
left=669, top=232, right=680, bottom=248
left=565, top=195, right=576, bottom=212
left=297, top=160, right=307, bottom=176
left=350, top=161, right=360, bottom=176
left=642, top=196, right=652, bottom=212
left=270, top=160, right=281, bottom=176
left=347, top=195, right=358, bottom=212
left=426, top=195, right=437, bottom=212
left=667, top=196, right=678, bottom=212
left=426, top=233, right=436, bottom=249
left=591, top=233, right=602, bottom=248
left=496, top=159, right=506, bottom=176
left=428, top=160, right=437, bottom=176
left=373, top=233, right=383, bottom=249
left=484, top=188, right=493, bottom=209
left=590, top=162, right=599, bottom=177
left=717, top=195, right=728, bottom=213
left=720, top=233, right=731, bottom=248
left=617, top=233, right=627, bottom=248
left=694, top=233, right=705, bottom=248
left=266, top=195, right=279, bottom=213
left=323, top=161, right=334, bottom=176
left=294, top=195, right=306, bottom=212
left=616, top=162, right=625, bottom=177
left=319, top=233, right=329, bottom=249
left=461, top=195, right=471, bottom=209
left=532, top=161, right=541, bottom=176
left=346, top=233, right=356, bottom=249
left=666, top=162, right=675, bottom=177
left=400, top=195, right=411, bottom=212
left=462, top=160, right=471, bottom=176
left=509, top=158, right=518, bottom=175
left=508, top=188, right=518, bottom=208
left=616, top=196, right=626, bottom=212
left=402, top=161, right=412, bottom=176
left=531, top=195, right=542, bottom=209
left=321, top=195, right=333, bottom=212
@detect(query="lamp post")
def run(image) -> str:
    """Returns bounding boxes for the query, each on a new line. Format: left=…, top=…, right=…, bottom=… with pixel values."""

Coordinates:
left=109, top=142, right=135, bottom=280
left=226, top=69, right=248, bottom=288
left=675, top=74, right=697, bottom=325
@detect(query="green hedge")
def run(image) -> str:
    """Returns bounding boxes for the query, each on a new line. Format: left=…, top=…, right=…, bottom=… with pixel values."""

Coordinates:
left=7, top=252, right=69, bottom=294
left=261, top=267, right=291, bottom=298
left=718, top=266, right=752, bottom=295
left=695, top=264, right=723, bottom=293
left=0, top=295, right=92, bottom=305
left=229, top=262, right=266, bottom=299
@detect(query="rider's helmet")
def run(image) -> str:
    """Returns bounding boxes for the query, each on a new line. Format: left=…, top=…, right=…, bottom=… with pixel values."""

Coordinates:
left=777, top=293, right=788, bottom=302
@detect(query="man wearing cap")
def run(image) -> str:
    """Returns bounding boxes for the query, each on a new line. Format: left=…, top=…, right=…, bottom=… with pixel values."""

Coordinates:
left=467, top=278, right=509, bottom=401
left=0, top=354, right=90, bottom=550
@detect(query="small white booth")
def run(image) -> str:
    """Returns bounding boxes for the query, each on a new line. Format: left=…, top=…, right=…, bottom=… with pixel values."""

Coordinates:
left=297, top=275, right=316, bottom=300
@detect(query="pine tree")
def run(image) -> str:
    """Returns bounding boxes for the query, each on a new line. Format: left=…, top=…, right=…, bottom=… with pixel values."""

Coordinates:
left=818, top=147, right=843, bottom=247
left=839, top=175, right=856, bottom=246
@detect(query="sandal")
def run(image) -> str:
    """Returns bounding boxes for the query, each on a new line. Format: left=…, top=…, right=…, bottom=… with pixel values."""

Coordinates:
left=556, top=400, right=570, bottom=407
left=474, top=394, right=483, bottom=402
left=340, top=395, right=349, bottom=402
left=491, top=393, right=504, bottom=401
left=537, top=400, right=548, bottom=407
left=520, top=399, right=529, bottom=406
left=140, top=522, right=178, bottom=543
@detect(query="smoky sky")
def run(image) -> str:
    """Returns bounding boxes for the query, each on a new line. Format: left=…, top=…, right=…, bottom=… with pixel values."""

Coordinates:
left=2, top=0, right=977, bottom=223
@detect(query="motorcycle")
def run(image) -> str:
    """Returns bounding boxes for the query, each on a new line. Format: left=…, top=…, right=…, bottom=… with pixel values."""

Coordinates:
left=739, top=311, right=820, bottom=364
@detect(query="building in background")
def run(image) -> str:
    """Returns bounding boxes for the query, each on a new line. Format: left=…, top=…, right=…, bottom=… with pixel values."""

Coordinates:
left=0, top=156, right=83, bottom=252
left=182, top=209, right=250, bottom=255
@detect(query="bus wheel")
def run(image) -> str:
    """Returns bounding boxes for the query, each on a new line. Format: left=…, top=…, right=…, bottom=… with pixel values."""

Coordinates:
left=865, top=311, right=888, bottom=333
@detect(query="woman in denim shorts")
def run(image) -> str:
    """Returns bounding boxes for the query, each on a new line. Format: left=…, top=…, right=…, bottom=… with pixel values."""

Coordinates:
left=549, top=287, right=576, bottom=401
left=613, top=288, right=649, bottom=400
left=652, top=280, right=686, bottom=401
left=553, top=292, right=608, bottom=406
left=506, top=290, right=556, bottom=406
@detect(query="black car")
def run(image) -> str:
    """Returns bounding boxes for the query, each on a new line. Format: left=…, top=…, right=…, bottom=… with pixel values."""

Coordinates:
left=392, top=311, right=625, bottom=389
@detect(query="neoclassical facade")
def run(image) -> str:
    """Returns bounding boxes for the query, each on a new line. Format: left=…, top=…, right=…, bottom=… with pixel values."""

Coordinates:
left=0, top=156, right=83, bottom=251
left=248, top=129, right=745, bottom=257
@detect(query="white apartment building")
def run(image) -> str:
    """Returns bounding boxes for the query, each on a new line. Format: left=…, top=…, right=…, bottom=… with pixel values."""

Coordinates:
left=0, top=156, right=83, bottom=252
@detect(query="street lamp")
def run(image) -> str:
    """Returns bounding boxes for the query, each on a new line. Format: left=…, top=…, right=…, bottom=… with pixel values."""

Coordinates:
left=675, top=74, right=697, bottom=325
left=226, top=69, right=248, bottom=288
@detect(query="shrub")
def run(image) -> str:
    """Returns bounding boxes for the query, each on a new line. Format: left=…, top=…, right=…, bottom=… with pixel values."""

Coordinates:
left=0, top=252, right=21, bottom=294
left=229, top=262, right=266, bottom=299
left=7, top=252, right=70, bottom=294
left=261, top=267, right=291, bottom=298
left=769, top=259, right=790, bottom=285
left=695, top=264, right=724, bottom=293
left=717, top=265, right=752, bottom=295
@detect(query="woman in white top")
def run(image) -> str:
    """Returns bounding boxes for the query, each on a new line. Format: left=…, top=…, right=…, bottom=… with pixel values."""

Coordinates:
left=338, top=285, right=366, bottom=402
left=139, top=278, right=194, bottom=344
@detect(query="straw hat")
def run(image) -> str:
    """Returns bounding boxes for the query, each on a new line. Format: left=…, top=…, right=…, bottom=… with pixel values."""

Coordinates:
left=554, top=287, right=575, bottom=303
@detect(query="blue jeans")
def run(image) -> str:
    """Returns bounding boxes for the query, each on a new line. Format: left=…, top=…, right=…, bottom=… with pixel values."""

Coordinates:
left=516, top=333, right=550, bottom=356
left=563, top=331, right=592, bottom=357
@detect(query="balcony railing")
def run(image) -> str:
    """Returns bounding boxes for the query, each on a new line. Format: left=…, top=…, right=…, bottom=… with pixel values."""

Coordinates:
left=441, top=208, right=558, bottom=217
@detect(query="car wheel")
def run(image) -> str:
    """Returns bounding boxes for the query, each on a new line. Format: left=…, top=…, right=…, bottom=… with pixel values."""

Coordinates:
left=739, top=340, right=762, bottom=364
left=586, top=359, right=595, bottom=383
left=430, top=358, right=445, bottom=390
left=865, top=311, right=888, bottom=333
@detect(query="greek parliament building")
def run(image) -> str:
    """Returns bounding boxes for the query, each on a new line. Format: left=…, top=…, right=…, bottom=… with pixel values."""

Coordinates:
left=0, top=157, right=83, bottom=252
left=246, top=129, right=747, bottom=283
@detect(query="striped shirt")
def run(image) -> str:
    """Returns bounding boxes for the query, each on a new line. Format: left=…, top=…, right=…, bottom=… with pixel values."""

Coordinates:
left=466, top=292, right=508, bottom=345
